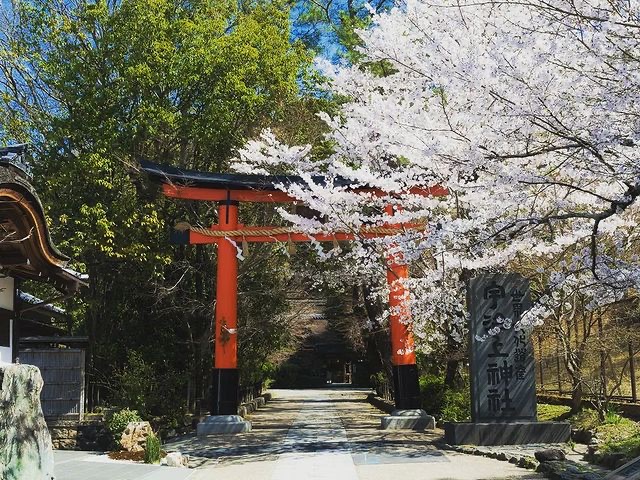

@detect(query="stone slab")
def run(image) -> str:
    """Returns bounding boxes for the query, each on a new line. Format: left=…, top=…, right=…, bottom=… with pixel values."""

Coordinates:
left=196, top=415, right=252, bottom=436
left=469, top=274, right=536, bottom=423
left=381, top=409, right=435, bottom=430
left=444, top=421, right=570, bottom=445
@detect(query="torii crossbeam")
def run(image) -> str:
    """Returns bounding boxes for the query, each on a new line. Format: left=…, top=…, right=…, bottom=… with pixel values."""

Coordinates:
left=142, top=160, right=447, bottom=425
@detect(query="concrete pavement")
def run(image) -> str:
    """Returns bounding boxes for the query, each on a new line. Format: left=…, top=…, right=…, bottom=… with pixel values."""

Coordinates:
left=171, top=388, right=544, bottom=480
left=53, top=388, right=545, bottom=480
left=53, top=450, right=195, bottom=480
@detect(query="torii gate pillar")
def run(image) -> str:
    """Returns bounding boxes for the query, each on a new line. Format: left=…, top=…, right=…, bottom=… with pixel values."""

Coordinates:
left=212, top=201, right=240, bottom=415
left=197, top=201, right=252, bottom=435
left=387, top=256, right=421, bottom=410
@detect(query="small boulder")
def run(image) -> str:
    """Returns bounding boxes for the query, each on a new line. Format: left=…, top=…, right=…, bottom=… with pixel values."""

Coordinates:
left=120, top=421, right=153, bottom=452
left=571, top=428, right=594, bottom=444
left=535, top=448, right=566, bottom=462
left=165, top=452, right=188, bottom=468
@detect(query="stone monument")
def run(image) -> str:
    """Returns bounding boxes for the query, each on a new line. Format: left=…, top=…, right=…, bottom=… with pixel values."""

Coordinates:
left=444, top=273, right=570, bottom=445
left=0, top=363, right=55, bottom=480
left=605, top=455, right=640, bottom=480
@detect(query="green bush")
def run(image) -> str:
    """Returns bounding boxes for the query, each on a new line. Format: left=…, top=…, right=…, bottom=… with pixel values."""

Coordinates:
left=604, top=408, right=623, bottom=425
left=418, top=373, right=470, bottom=421
left=419, top=374, right=446, bottom=414
left=144, top=432, right=161, bottom=464
left=441, top=389, right=471, bottom=422
left=113, top=351, right=155, bottom=415
left=106, top=408, right=142, bottom=448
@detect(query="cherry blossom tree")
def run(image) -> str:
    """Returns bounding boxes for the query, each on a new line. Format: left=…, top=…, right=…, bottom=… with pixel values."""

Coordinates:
left=235, top=0, right=640, bottom=348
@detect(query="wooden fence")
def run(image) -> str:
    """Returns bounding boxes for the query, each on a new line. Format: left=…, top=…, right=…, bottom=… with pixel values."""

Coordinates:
left=20, top=348, right=85, bottom=420
left=534, top=338, right=639, bottom=403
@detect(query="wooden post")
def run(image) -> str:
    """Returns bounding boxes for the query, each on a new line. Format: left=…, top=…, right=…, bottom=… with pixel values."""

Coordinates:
left=538, top=335, right=544, bottom=388
left=629, top=341, right=637, bottom=403
left=556, top=344, right=562, bottom=394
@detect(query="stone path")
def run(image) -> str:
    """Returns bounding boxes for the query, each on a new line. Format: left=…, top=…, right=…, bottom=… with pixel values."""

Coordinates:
left=168, top=388, right=545, bottom=480
left=54, top=388, right=551, bottom=479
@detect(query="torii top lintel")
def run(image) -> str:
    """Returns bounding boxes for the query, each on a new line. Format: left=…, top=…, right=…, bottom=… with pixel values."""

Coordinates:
left=140, top=160, right=447, bottom=203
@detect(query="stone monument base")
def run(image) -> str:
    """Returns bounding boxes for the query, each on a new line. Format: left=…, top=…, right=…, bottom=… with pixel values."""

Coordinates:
left=444, top=421, right=570, bottom=445
left=381, top=409, right=435, bottom=430
left=196, top=415, right=252, bottom=436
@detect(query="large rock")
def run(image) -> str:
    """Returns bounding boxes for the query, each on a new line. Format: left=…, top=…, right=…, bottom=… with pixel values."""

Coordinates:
left=535, top=448, right=566, bottom=462
left=164, top=452, right=188, bottom=468
left=120, top=421, right=153, bottom=452
left=0, top=363, right=55, bottom=480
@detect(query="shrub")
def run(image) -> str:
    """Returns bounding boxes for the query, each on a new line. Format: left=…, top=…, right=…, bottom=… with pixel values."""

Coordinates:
left=106, top=408, right=142, bottom=448
left=418, top=373, right=471, bottom=421
left=419, top=374, right=446, bottom=414
left=441, top=389, right=471, bottom=422
left=604, top=408, right=623, bottom=425
left=144, top=432, right=161, bottom=464
left=112, top=351, right=155, bottom=415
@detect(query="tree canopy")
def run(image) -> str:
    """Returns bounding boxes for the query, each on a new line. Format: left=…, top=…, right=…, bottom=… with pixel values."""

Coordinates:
left=0, top=0, right=314, bottom=414
left=237, top=0, right=640, bottom=352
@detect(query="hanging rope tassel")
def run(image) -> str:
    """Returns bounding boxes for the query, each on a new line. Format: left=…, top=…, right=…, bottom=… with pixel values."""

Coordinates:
left=332, top=235, right=340, bottom=250
left=242, top=236, right=249, bottom=257
left=287, top=234, right=297, bottom=255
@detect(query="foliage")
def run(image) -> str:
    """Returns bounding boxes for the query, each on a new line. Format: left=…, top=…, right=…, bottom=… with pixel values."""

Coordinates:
left=600, top=432, right=640, bottom=460
left=292, top=0, right=393, bottom=60
left=604, top=409, right=624, bottom=426
left=0, top=0, right=317, bottom=417
left=568, top=406, right=640, bottom=457
left=143, top=432, right=161, bottom=465
left=419, top=374, right=445, bottom=415
left=419, top=373, right=469, bottom=421
left=570, top=408, right=602, bottom=431
left=112, top=351, right=155, bottom=416
left=237, top=0, right=640, bottom=358
left=106, top=408, right=142, bottom=448
left=440, top=389, right=470, bottom=422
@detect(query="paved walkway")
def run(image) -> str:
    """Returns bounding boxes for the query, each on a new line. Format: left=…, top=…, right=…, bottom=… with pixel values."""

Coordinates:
left=54, top=450, right=195, bottom=480
left=169, top=388, right=544, bottom=480
left=54, top=388, right=545, bottom=480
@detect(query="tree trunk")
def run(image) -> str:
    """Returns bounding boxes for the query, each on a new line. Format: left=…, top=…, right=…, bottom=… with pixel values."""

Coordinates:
left=570, top=376, right=583, bottom=414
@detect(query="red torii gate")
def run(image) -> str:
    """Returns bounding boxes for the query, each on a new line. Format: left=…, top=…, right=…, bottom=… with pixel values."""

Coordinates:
left=142, top=160, right=447, bottom=418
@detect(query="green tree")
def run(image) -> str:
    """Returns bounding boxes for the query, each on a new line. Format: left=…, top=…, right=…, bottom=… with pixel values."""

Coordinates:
left=0, top=0, right=311, bottom=414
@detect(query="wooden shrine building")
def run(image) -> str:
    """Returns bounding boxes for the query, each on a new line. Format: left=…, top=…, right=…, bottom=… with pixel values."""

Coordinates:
left=0, top=144, right=85, bottom=362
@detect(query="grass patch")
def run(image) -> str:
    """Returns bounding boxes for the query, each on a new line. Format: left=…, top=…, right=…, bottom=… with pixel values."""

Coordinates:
left=566, top=407, right=640, bottom=462
left=538, top=403, right=571, bottom=422
left=597, top=417, right=640, bottom=445
left=600, top=432, right=640, bottom=458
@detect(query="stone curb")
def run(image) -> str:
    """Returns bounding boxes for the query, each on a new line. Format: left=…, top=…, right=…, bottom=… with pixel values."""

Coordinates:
left=443, top=444, right=540, bottom=470
left=442, top=444, right=606, bottom=480
left=237, top=392, right=271, bottom=418
left=366, top=393, right=395, bottom=414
